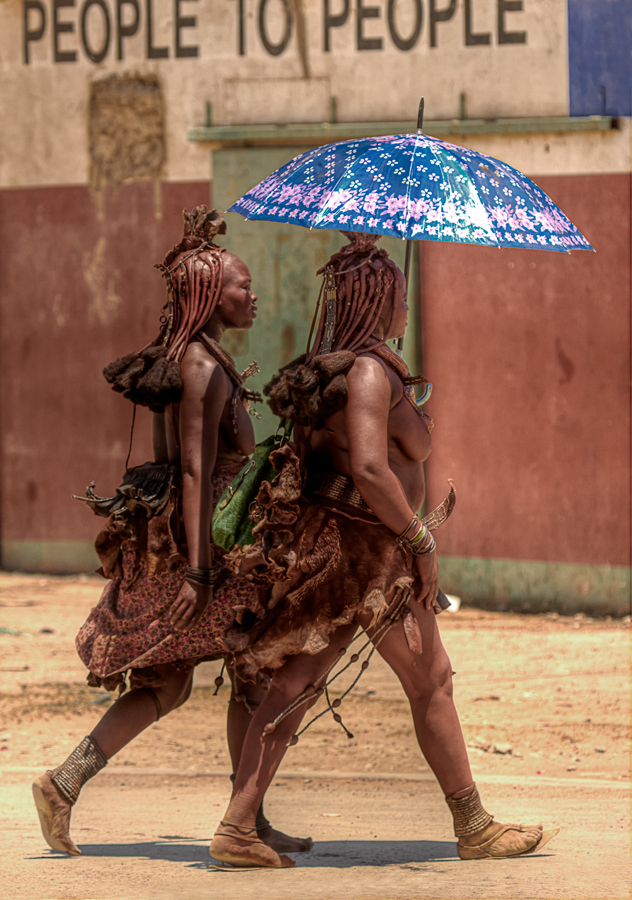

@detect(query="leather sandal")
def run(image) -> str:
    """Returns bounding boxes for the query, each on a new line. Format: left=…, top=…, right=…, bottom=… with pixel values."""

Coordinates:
left=457, top=824, right=560, bottom=860
left=209, top=821, right=295, bottom=869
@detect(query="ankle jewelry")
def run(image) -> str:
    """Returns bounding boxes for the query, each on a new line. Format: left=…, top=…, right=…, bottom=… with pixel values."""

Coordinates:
left=445, top=783, right=493, bottom=837
left=47, top=735, right=108, bottom=805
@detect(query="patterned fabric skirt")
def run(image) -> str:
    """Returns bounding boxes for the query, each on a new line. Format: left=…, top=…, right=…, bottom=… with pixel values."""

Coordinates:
left=223, top=444, right=432, bottom=683
left=76, top=463, right=262, bottom=692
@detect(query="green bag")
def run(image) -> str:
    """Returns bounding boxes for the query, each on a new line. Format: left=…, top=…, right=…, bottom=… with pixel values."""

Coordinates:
left=212, top=421, right=293, bottom=552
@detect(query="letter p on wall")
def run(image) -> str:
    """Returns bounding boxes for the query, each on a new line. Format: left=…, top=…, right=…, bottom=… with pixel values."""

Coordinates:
left=23, top=0, right=46, bottom=62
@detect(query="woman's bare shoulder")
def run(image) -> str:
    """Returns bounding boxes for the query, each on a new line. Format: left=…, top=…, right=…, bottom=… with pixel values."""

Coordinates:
left=350, top=352, right=390, bottom=377
left=181, top=342, right=229, bottom=391
left=350, top=352, right=401, bottom=397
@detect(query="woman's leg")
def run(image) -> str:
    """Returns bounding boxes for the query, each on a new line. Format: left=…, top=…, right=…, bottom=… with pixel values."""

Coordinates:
left=357, top=604, right=472, bottom=794
left=33, top=663, right=194, bottom=856
left=225, top=668, right=313, bottom=853
left=358, top=602, right=556, bottom=858
left=210, top=622, right=358, bottom=867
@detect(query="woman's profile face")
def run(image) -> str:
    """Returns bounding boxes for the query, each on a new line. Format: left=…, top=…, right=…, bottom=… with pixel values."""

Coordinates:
left=217, top=254, right=258, bottom=330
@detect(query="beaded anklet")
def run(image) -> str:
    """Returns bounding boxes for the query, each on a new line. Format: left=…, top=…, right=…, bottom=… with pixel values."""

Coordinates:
left=445, top=784, right=494, bottom=836
left=47, top=736, right=108, bottom=805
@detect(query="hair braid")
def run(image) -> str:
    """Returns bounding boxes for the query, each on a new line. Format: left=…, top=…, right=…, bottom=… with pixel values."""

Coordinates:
left=307, top=233, right=398, bottom=360
left=265, top=232, right=401, bottom=429
left=102, top=206, right=228, bottom=411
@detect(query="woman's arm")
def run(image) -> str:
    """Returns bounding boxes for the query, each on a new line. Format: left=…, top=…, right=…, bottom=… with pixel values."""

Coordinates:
left=345, top=357, right=414, bottom=531
left=170, top=348, right=230, bottom=631
left=152, top=412, right=169, bottom=464
left=345, top=356, right=438, bottom=609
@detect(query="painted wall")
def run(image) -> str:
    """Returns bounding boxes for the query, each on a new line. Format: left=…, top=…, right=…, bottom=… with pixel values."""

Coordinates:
left=0, top=0, right=630, bottom=614
left=422, top=172, right=631, bottom=612
left=0, top=181, right=209, bottom=570
left=568, top=0, right=632, bottom=117
left=0, top=0, right=573, bottom=190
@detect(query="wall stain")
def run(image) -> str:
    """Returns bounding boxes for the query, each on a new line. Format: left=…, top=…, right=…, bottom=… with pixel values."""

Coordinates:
left=222, top=329, right=249, bottom=357
left=555, top=336, right=576, bottom=384
left=82, top=237, right=121, bottom=325
left=281, top=323, right=296, bottom=365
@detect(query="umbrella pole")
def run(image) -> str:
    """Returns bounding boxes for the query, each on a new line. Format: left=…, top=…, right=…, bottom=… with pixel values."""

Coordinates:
left=396, top=239, right=413, bottom=357
left=397, top=98, right=425, bottom=356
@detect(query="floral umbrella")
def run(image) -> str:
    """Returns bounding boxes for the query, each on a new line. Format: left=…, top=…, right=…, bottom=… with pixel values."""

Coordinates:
left=229, top=101, right=592, bottom=355
left=229, top=131, right=592, bottom=254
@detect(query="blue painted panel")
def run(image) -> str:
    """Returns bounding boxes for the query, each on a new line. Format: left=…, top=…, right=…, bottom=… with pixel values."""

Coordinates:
left=568, top=0, right=632, bottom=116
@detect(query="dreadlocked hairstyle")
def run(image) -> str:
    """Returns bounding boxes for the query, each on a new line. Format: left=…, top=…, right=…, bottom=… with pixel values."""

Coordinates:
left=265, top=232, right=402, bottom=428
left=308, top=231, right=400, bottom=359
left=103, top=206, right=228, bottom=412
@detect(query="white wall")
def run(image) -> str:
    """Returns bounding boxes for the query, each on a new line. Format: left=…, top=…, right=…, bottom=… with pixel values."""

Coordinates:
left=1, top=0, right=573, bottom=187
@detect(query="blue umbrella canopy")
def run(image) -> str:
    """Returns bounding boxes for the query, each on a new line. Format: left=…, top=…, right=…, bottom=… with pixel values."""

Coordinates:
left=229, top=133, right=593, bottom=254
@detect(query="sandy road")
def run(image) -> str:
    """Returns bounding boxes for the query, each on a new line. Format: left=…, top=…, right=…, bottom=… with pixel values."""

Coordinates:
left=0, top=573, right=630, bottom=899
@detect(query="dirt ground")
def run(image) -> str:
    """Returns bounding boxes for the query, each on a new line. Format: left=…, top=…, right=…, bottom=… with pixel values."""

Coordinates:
left=1, top=572, right=630, bottom=899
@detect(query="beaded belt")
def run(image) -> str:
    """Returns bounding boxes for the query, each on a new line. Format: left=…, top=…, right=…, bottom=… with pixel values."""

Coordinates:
left=310, top=471, right=457, bottom=532
left=310, top=471, right=372, bottom=513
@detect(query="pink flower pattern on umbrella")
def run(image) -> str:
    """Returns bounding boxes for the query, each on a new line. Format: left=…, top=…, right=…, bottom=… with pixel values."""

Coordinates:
left=230, top=133, right=593, bottom=254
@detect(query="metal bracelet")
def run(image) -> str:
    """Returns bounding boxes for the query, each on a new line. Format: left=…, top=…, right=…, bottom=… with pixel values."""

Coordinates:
left=409, top=523, right=428, bottom=544
left=398, top=516, right=420, bottom=541
left=48, top=736, right=108, bottom=806
left=185, top=566, right=216, bottom=587
left=445, top=784, right=494, bottom=837
left=397, top=531, right=436, bottom=557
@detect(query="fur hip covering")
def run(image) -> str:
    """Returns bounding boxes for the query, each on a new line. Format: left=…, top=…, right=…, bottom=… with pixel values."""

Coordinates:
left=75, top=462, right=263, bottom=692
left=223, top=443, right=426, bottom=683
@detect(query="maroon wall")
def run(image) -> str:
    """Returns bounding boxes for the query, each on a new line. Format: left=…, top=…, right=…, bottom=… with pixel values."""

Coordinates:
left=1, top=173, right=630, bottom=576
left=0, top=181, right=210, bottom=546
left=422, top=173, right=631, bottom=567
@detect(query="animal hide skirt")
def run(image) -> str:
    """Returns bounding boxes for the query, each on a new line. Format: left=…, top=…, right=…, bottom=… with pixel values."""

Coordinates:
left=223, top=443, right=430, bottom=683
left=76, top=462, right=263, bottom=692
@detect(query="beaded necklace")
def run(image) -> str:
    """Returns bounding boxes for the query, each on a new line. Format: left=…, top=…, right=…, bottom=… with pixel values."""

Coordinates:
left=194, top=332, right=262, bottom=434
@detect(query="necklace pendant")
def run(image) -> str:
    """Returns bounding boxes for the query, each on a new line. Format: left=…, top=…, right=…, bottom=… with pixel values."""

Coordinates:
left=241, top=360, right=260, bottom=380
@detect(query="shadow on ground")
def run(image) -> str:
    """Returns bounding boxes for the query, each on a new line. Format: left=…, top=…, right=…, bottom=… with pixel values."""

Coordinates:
left=27, top=838, right=459, bottom=868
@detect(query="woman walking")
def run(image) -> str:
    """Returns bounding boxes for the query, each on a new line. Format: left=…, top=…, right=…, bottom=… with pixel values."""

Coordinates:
left=32, top=207, right=311, bottom=858
left=208, top=232, right=558, bottom=868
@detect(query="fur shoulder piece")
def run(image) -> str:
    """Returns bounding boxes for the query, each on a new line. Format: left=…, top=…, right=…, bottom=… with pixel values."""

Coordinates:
left=264, top=351, right=356, bottom=428
left=103, top=345, right=182, bottom=412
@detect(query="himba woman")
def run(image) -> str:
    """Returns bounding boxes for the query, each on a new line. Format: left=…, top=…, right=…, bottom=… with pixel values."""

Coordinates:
left=208, top=232, right=559, bottom=868
left=31, top=207, right=311, bottom=858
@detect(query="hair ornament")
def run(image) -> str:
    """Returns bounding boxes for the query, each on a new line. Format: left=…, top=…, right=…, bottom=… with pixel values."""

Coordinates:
left=183, top=206, right=227, bottom=242
left=339, top=231, right=381, bottom=253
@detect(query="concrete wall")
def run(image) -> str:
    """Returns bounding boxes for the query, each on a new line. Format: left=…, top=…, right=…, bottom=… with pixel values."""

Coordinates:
left=2, top=0, right=572, bottom=193
left=423, top=171, right=631, bottom=614
left=0, top=181, right=210, bottom=570
left=0, top=0, right=630, bottom=614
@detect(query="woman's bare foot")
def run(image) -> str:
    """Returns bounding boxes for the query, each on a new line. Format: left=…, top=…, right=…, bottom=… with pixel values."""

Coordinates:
left=210, top=822, right=296, bottom=868
left=32, top=774, right=81, bottom=857
left=457, top=819, right=559, bottom=859
left=258, top=824, right=313, bottom=853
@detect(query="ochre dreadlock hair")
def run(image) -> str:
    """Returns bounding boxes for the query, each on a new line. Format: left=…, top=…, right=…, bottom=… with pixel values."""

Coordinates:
left=265, top=233, right=403, bottom=428
left=103, top=206, right=227, bottom=412
left=308, top=231, right=400, bottom=359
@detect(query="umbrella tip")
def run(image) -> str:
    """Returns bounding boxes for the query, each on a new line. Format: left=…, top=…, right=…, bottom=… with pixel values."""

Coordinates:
left=417, top=98, right=425, bottom=133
